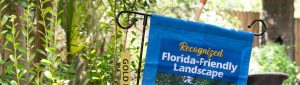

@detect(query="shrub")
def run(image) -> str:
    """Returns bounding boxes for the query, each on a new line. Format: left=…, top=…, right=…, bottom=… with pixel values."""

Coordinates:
left=250, top=42, right=298, bottom=85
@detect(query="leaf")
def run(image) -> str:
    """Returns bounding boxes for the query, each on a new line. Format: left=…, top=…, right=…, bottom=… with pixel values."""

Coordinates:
left=117, top=33, right=122, bottom=38
left=0, top=0, right=4, bottom=4
left=10, top=80, right=18, bottom=85
left=44, top=70, right=53, bottom=80
left=29, top=37, right=34, bottom=44
left=29, top=75, right=35, bottom=83
left=21, top=28, right=27, bottom=37
left=6, top=24, right=11, bottom=29
left=0, top=55, right=5, bottom=64
left=47, top=29, right=54, bottom=37
left=131, top=31, right=137, bottom=36
left=0, top=4, right=8, bottom=12
left=36, top=30, right=45, bottom=35
left=9, top=55, right=16, bottom=63
left=18, top=47, right=26, bottom=53
left=130, top=38, right=136, bottom=44
left=44, top=7, right=57, bottom=16
left=41, top=59, right=52, bottom=65
left=19, top=70, right=27, bottom=78
left=6, top=34, right=13, bottom=42
left=34, top=76, right=39, bottom=84
left=14, top=43, right=19, bottom=48
left=12, top=27, right=15, bottom=35
left=0, top=15, right=8, bottom=26
left=0, top=30, right=7, bottom=34
left=92, top=77, right=100, bottom=80
left=4, top=48, right=13, bottom=52
left=37, top=20, right=45, bottom=26
left=19, top=16, right=26, bottom=21
left=42, top=0, right=51, bottom=6
left=46, top=17, right=54, bottom=23
left=29, top=53, right=36, bottom=62
left=17, top=55, right=22, bottom=60
left=40, top=37, right=46, bottom=43
left=36, top=49, right=46, bottom=56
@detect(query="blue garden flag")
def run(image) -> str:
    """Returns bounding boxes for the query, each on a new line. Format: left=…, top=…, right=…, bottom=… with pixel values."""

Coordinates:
left=142, top=15, right=254, bottom=85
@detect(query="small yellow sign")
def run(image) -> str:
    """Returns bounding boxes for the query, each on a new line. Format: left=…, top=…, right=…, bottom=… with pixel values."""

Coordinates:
left=121, top=51, right=131, bottom=85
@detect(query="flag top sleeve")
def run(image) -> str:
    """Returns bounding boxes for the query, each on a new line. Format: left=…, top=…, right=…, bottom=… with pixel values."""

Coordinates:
left=142, top=15, right=254, bottom=85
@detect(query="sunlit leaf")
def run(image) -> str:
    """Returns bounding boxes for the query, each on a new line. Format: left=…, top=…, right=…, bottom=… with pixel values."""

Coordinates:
left=12, top=26, right=16, bottom=35
left=37, top=20, right=45, bottom=26
left=5, top=34, right=13, bottom=42
left=6, top=24, right=12, bottom=29
left=0, top=30, right=7, bottom=34
left=44, top=7, right=56, bottom=16
left=0, top=4, right=8, bottom=12
left=0, top=15, right=8, bottom=26
left=41, top=59, right=52, bottom=65
left=44, top=70, right=53, bottom=80
left=14, top=43, right=19, bottom=48
left=9, top=55, right=16, bottom=63
left=10, top=80, right=18, bottom=85
left=19, top=69, right=27, bottom=78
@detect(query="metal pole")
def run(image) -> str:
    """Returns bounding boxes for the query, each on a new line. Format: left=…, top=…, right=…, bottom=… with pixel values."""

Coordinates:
left=116, top=11, right=150, bottom=85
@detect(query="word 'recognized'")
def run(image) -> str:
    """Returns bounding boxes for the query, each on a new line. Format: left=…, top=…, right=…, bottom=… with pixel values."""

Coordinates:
left=179, top=42, right=223, bottom=58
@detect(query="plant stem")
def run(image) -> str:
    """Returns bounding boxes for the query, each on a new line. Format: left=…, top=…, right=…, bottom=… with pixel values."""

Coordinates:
left=11, top=18, right=20, bottom=84
left=112, top=0, right=118, bottom=84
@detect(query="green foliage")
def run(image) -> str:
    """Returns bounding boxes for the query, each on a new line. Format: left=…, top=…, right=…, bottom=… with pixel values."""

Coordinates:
left=53, top=0, right=156, bottom=84
left=0, top=1, right=74, bottom=84
left=148, top=0, right=242, bottom=29
left=0, top=0, right=291, bottom=85
left=5, top=15, right=22, bottom=84
left=207, top=0, right=262, bottom=12
left=251, top=42, right=298, bottom=85
left=36, top=0, right=74, bottom=84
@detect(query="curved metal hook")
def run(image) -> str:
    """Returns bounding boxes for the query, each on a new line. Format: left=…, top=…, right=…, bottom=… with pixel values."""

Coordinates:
left=116, top=11, right=151, bottom=29
left=248, top=20, right=267, bottom=36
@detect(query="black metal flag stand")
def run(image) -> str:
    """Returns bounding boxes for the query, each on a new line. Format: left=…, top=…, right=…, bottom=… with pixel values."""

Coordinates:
left=116, top=11, right=150, bottom=85
left=116, top=11, right=266, bottom=85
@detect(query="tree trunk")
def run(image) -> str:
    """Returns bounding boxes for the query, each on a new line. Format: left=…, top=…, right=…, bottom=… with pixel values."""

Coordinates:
left=262, top=0, right=295, bottom=60
left=34, top=0, right=53, bottom=63
left=15, top=3, right=25, bottom=51
left=14, top=2, right=26, bottom=84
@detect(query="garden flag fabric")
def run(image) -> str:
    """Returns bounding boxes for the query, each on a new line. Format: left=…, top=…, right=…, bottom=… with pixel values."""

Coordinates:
left=142, top=15, right=254, bottom=85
